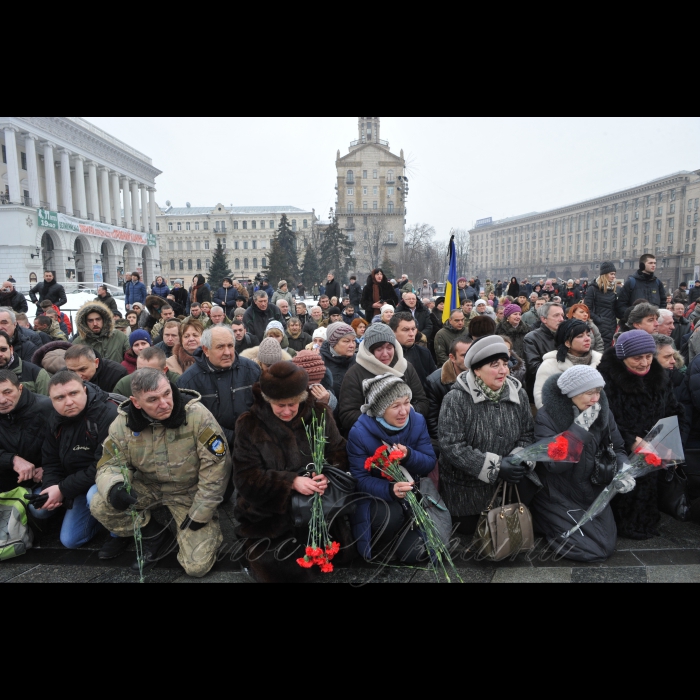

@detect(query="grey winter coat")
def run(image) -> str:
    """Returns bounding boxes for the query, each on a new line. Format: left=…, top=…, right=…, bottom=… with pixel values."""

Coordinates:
left=533, top=376, right=627, bottom=563
left=438, top=372, right=535, bottom=517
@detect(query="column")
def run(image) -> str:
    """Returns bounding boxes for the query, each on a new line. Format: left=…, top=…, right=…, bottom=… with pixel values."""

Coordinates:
left=110, top=172, right=121, bottom=225
left=148, top=188, right=157, bottom=236
left=121, top=177, right=132, bottom=229
left=24, top=134, right=41, bottom=207
left=140, top=185, right=149, bottom=235
left=43, top=142, right=58, bottom=211
left=73, top=156, right=87, bottom=218
left=87, top=161, right=100, bottom=220
left=131, top=181, right=141, bottom=231
left=2, top=127, right=20, bottom=203
left=59, top=149, right=73, bottom=215
left=99, top=167, right=111, bottom=224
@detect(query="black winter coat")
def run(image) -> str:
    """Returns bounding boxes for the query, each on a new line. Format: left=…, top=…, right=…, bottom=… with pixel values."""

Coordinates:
left=177, top=349, right=261, bottom=447
left=92, top=357, right=129, bottom=393
left=42, top=383, right=119, bottom=503
left=361, top=274, right=396, bottom=322
left=396, top=298, right=434, bottom=340
left=243, top=303, right=283, bottom=344
left=0, top=289, right=28, bottom=313
left=597, top=348, right=686, bottom=538
left=523, top=326, right=557, bottom=401
left=533, top=376, right=626, bottom=562
left=0, top=389, right=54, bottom=493
left=11, top=325, right=42, bottom=363
left=402, top=343, right=437, bottom=388
left=584, top=281, right=619, bottom=347
left=29, top=280, right=67, bottom=308
left=320, top=342, right=356, bottom=398
left=617, top=270, right=667, bottom=319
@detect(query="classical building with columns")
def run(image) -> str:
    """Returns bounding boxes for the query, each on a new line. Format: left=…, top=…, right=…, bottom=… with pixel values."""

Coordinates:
left=469, top=169, right=700, bottom=292
left=0, top=116, right=161, bottom=290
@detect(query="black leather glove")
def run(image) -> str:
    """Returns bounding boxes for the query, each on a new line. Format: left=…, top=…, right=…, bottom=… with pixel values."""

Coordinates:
left=498, top=457, right=527, bottom=484
left=108, top=484, right=138, bottom=512
left=180, top=516, right=207, bottom=532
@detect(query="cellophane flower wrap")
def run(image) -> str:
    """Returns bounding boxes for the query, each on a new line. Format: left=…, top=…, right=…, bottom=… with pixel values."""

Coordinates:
left=365, top=446, right=463, bottom=584
left=563, top=417, right=685, bottom=539
left=296, top=411, right=341, bottom=574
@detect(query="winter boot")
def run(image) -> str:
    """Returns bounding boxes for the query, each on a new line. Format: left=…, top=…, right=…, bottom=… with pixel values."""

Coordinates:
left=98, top=536, right=131, bottom=561
left=131, top=519, right=173, bottom=574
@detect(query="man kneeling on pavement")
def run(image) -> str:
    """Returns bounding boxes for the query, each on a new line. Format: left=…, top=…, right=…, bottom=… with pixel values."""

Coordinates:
left=90, top=368, right=231, bottom=578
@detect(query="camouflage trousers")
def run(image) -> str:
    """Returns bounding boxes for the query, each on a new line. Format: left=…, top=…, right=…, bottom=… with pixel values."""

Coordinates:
left=90, top=482, right=223, bottom=579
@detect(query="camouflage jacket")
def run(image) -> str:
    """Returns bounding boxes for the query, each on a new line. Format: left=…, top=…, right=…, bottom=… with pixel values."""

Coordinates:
left=96, top=389, right=231, bottom=524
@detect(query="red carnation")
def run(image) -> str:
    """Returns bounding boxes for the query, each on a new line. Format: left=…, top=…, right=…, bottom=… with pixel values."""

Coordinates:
left=548, top=436, right=569, bottom=461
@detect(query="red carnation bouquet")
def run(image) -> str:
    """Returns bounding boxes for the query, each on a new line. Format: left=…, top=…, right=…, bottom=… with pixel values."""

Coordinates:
left=296, top=412, right=341, bottom=574
left=515, top=431, right=586, bottom=466
left=365, top=446, right=462, bottom=584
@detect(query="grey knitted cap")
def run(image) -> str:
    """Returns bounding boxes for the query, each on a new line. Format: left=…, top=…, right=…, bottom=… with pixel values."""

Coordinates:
left=258, top=337, right=283, bottom=366
left=361, top=374, right=413, bottom=418
left=557, top=365, right=605, bottom=399
left=363, top=323, right=398, bottom=351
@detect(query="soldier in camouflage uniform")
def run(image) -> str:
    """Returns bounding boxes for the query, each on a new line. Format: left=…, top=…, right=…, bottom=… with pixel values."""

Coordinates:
left=90, top=368, right=231, bottom=578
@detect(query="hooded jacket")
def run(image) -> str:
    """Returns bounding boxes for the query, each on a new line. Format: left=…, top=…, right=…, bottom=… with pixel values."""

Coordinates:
left=0, top=287, right=28, bottom=313
left=177, top=348, right=261, bottom=447
left=396, top=297, right=435, bottom=339
left=72, top=301, right=130, bottom=364
left=617, top=269, right=667, bottom=319
left=0, top=388, right=54, bottom=493
left=360, top=273, right=396, bottom=322
left=42, top=383, right=120, bottom=504
left=29, top=278, right=67, bottom=308
left=433, top=320, right=471, bottom=367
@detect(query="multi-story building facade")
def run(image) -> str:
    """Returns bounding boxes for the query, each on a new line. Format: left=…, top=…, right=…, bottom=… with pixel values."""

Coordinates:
left=335, top=117, right=407, bottom=276
left=0, top=116, right=161, bottom=289
left=470, top=170, right=700, bottom=291
left=155, top=204, right=317, bottom=281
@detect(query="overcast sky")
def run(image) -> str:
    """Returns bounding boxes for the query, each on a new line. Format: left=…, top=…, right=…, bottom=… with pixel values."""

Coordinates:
left=84, top=117, right=700, bottom=242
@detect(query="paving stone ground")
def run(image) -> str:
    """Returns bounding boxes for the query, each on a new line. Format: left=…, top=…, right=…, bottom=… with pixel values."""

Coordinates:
left=3, top=502, right=700, bottom=584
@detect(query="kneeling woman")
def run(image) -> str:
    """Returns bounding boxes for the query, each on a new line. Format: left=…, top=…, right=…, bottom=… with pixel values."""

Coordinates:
left=233, top=362, right=351, bottom=583
left=533, top=366, right=631, bottom=562
left=347, top=375, right=437, bottom=564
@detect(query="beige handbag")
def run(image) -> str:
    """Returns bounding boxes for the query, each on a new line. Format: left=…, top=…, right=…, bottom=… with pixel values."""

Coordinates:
left=473, top=482, right=535, bottom=562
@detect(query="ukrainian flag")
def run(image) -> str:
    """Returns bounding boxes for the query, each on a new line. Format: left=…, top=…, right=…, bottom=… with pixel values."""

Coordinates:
left=443, top=235, right=460, bottom=324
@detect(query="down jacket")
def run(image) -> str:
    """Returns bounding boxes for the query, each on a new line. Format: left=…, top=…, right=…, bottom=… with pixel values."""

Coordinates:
left=533, top=376, right=626, bottom=562
left=72, top=301, right=130, bottom=364
left=347, top=411, right=436, bottom=560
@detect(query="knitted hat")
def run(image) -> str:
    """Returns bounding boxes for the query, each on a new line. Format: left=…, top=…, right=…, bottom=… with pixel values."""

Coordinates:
left=351, top=318, right=367, bottom=333
left=465, top=336, right=510, bottom=371
left=361, top=374, right=413, bottom=418
left=380, top=304, right=394, bottom=316
left=313, top=327, right=327, bottom=341
left=260, top=361, right=309, bottom=401
left=129, top=330, right=153, bottom=348
left=293, top=350, right=327, bottom=384
left=503, top=304, right=521, bottom=319
left=266, top=321, right=285, bottom=334
left=600, top=261, right=617, bottom=276
left=615, top=330, right=657, bottom=360
left=557, top=366, right=605, bottom=399
left=364, top=323, right=398, bottom=352
left=327, top=322, right=355, bottom=347
left=258, top=338, right=284, bottom=366
left=328, top=307, right=342, bottom=317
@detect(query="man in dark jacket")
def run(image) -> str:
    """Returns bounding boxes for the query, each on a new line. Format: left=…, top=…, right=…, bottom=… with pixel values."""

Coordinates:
left=0, top=307, right=42, bottom=363
left=346, top=276, right=362, bottom=307
left=324, top=273, right=341, bottom=302
left=232, top=319, right=259, bottom=354
left=395, top=293, right=434, bottom=342
left=95, top=286, right=119, bottom=315
left=64, top=345, right=128, bottom=393
left=0, top=370, right=54, bottom=493
left=617, top=254, right=667, bottom=319
left=30, top=371, right=119, bottom=549
left=425, top=338, right=471, bottom=446
left=0, top=281, right=28, bottom=313
left=177, top=326, right=261, bottom=450
left=523, top=302, right=565, bottom=401
left=390, top=313, right=436, bottom=388
left=243, top=291, right=283, bottom=343
left=29, top=271, right=67, bottom=309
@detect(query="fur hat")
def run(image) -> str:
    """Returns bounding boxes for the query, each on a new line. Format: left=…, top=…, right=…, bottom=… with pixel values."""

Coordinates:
left=503, top=304, right=521, bottom=319
left=293, top=351, right=327, bottom=384
left=258, top=338, right=284, bottom=366
left=327, top=322, right=355, bottom=347
left=557, top=366, right=605, bottom=399
left=260, top=361, right=309, bottom=401
left=129, top=330, right=152, bottom=348
left=364, top=323, right=398, bottom=352
left=615, top=330, right=657, bottom=360
left=361, top=374, right=412, bottom=418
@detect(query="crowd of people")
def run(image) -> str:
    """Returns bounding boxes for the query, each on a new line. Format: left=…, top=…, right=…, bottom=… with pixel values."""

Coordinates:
left=1, top=256, right=700, bottom=582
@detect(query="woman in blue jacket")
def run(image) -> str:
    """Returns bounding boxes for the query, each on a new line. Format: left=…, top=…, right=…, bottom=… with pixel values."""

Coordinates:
left=151, top=276, right=170, bottom=299
left=347, top=374, right=437, bottom=564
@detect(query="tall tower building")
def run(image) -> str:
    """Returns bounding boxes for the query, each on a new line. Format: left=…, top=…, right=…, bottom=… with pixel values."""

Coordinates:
left=335, top=117, right=407, bottom=277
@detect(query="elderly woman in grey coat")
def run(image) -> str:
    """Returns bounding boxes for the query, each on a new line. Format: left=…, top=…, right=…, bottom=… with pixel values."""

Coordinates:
left=439, top=336, right=536, bottom=534
left=533, top=366, right=633, bottom=562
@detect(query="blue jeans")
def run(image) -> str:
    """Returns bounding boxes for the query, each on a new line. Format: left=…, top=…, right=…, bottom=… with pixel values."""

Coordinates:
left=30, top=485, right=102, bottom=550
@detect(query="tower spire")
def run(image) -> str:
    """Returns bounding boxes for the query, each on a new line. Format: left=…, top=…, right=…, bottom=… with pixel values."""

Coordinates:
left=358, top=117, right=381, bottom=145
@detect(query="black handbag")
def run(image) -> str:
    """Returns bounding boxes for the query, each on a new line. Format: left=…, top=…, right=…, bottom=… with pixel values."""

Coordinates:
left=658, top=466, right=690, bottom=522
left=591, top=430, right=618, bottom=487
left=291, top=466, right=358, bottom=528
